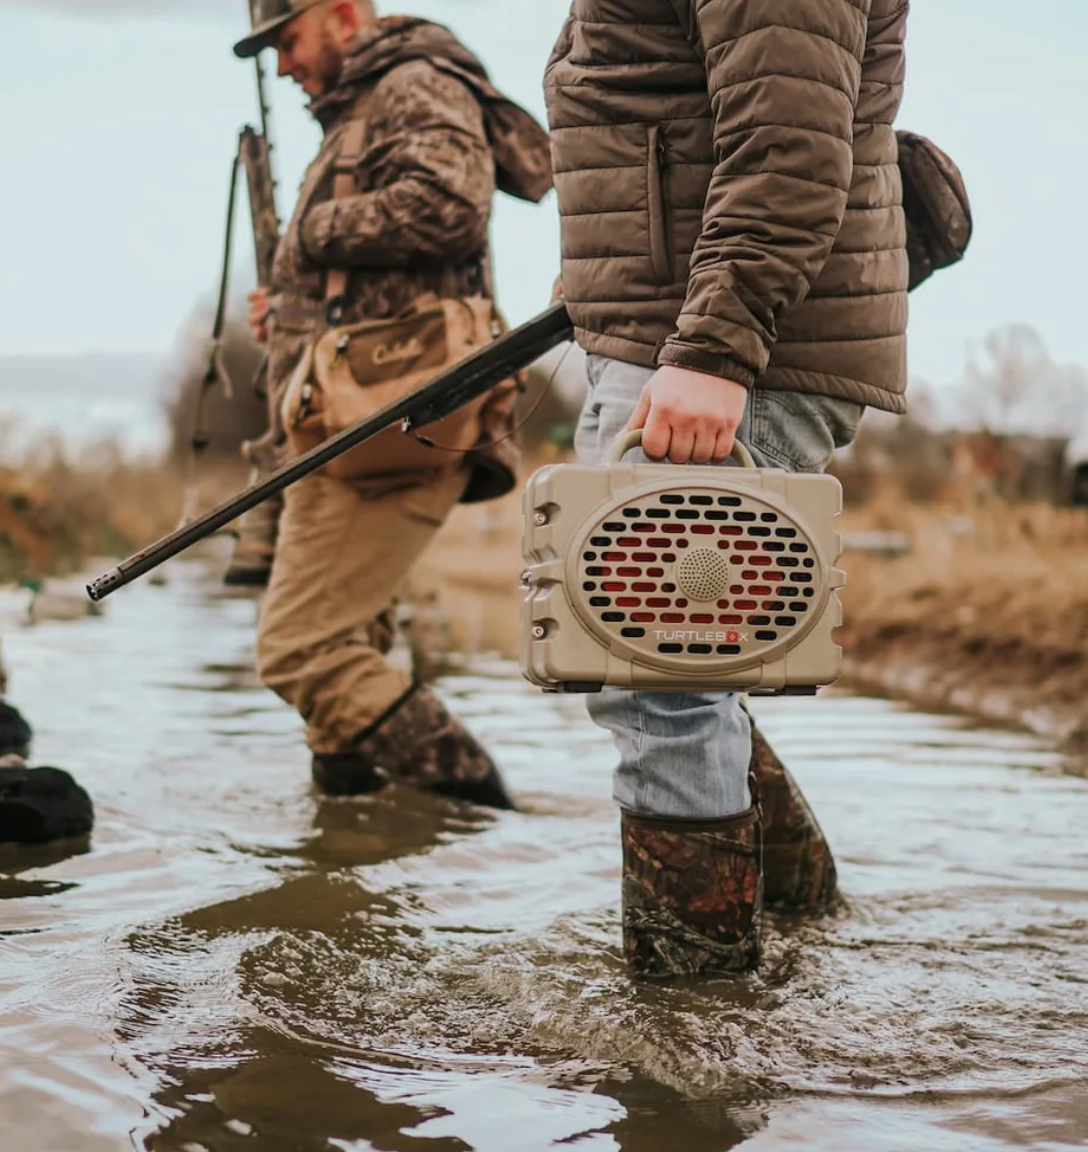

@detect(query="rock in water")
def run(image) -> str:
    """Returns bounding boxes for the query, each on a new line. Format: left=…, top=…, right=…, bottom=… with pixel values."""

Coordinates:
left=0, top=765, right=95, bottom=845
left=0, top=701, right=95, bottom=846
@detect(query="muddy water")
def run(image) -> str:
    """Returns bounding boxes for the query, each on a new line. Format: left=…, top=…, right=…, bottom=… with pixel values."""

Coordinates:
left=2, top=558, right=1087, bottom=1152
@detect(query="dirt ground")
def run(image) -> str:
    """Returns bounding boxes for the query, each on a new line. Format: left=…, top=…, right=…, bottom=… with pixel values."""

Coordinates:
left=415, top=472, right=1088, bottom=754
left=837, top=493, right=1088, bottom=752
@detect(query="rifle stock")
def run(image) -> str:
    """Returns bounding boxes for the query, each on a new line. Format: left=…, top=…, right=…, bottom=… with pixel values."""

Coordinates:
left=184, top=15, right=280, bottom=502
left=240, top=7, right=280, bottom=401
left=245, top=0, right=280, bottom=288
left=87, top=303, right=574, bottom=603
left=239, top=126, right=279, bottom=288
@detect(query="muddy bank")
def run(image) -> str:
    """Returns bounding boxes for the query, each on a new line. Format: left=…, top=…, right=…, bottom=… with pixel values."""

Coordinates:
left=418, top=487, right=1088, bottom=753
left=839, top=498, right=1088, bottom=754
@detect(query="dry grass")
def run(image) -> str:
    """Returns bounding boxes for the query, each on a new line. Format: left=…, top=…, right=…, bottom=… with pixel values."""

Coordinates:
left=0, top=434, right=246, bottom=583
left=839, top=486, right=1088, bottom=744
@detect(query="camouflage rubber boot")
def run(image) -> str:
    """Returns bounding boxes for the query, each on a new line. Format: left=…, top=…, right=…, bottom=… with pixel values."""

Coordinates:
left=747, top=714, right=838, bottom=911
left=311, top=753, right=390, bottom=797
left=621, top=805, right=763, bottom=979
left=313, top=686, right=516, bottom=810
left=222, top=485, right=282, bottom=588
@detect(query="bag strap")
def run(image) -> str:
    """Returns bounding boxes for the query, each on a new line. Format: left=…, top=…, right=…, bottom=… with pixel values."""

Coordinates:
left=324, top=86, right=378, bottom=319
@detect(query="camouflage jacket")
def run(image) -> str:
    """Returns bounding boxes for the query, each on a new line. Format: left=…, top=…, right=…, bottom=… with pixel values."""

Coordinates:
left=267, top=16, right=553, bottom=501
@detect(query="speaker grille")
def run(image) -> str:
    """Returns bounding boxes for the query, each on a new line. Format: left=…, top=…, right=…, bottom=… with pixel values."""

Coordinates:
left=677, top=549, right=732, bottom=602
left=576, top=486, right=818, bottom=663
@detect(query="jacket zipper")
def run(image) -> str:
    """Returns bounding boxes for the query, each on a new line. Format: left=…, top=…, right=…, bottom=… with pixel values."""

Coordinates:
left=647, top=126, right=672, bottom=285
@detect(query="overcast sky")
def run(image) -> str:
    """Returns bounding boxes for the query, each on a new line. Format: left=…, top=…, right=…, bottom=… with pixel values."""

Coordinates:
left=1, top=0, right=1086, bottom=402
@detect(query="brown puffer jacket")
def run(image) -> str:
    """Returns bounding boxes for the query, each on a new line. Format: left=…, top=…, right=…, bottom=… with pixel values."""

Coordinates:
left=268, top=16, right=553, bottom=500
left=545, top=0, right=910, bottom=413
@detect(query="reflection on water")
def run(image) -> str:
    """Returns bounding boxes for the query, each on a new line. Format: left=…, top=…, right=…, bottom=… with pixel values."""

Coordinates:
left=1, top=561, right=1087, bottom=1150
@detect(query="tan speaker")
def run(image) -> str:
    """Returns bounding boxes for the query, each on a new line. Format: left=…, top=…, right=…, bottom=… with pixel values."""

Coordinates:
left=520, top=431, right=846, bottom=695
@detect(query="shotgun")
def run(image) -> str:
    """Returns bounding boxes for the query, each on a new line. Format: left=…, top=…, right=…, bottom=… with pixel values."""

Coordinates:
left=182, top=2, right=281, bottom=536
left=217, top=1, right=285, bottom=587
left=240, top=62, right=280, bottom=296
left=87, top=302, right=574, bottom=602
left=238, top=7, right=280, bottom=389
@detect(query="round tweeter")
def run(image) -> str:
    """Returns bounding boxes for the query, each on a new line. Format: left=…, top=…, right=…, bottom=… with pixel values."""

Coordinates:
left=676, top=548, right=732, bottom=602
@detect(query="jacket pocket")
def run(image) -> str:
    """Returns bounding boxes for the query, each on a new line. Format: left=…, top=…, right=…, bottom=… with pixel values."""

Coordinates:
left=646, top=125, right=672, bottom=285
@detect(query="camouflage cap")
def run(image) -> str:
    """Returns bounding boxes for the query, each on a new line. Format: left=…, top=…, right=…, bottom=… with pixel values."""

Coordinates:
left=233, top=0, right=329, bottom=59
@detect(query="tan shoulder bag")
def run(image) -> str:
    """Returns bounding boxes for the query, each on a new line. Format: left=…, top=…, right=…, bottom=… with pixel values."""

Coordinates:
left=280, top=103, right=507, bottom=482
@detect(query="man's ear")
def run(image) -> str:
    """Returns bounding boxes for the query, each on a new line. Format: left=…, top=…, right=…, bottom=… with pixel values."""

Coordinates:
left=327, top=0, right=364, bottom=46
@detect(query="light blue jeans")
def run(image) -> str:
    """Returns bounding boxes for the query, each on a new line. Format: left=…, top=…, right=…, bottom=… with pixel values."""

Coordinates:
left=575, top=354, right=864, bottom=819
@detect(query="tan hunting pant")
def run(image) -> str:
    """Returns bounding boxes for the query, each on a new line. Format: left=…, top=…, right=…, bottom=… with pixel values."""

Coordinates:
left=256, top=467, right=468, bottom=755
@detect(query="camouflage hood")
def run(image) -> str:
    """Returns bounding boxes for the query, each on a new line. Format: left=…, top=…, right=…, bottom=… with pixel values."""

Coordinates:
left=312, top=16, right=552, bottom=204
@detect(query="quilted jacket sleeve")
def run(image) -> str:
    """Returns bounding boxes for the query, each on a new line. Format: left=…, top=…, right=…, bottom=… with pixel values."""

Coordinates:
left=301, top=61, right=496, bottom=269
left=657, top=0, right=875, bottom=385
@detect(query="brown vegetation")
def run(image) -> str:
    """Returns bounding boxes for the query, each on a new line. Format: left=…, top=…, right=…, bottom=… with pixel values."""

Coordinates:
left=0, top=431, right=246, bottom=585
left=839, top=485, right=1088, bottom=749
left=0, top=438, right=176, bottom=582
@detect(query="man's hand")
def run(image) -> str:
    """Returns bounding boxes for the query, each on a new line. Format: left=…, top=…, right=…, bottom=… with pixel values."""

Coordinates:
left=550, top=275, right=564, bottom=304
left=624, top=365, right=749, bottom=464
left=247, top=287, right=272, bottom=345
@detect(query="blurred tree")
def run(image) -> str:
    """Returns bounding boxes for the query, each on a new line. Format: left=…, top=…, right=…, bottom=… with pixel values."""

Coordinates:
left=959, top=324, right=1088, bottom=438
left=832, top=410, right=951, bottom=504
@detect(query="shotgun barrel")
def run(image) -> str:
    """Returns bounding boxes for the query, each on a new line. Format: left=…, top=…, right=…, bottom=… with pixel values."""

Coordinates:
left=87, top=303, right=574, bottom=602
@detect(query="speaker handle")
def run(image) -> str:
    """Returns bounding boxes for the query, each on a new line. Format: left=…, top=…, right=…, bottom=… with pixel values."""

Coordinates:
left=605, top=428, right=757, bottom=470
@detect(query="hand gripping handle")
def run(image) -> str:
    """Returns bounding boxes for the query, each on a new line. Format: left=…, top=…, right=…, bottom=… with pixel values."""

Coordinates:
left=604, top=428, right=757, bottom=469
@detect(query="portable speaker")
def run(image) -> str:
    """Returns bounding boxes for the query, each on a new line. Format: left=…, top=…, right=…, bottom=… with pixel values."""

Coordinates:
left=520, top=431, right=846, bottom=695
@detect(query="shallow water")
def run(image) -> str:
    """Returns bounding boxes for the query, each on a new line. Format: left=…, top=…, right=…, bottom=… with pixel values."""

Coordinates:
left=2, top=559, right=1087, bottom=1151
